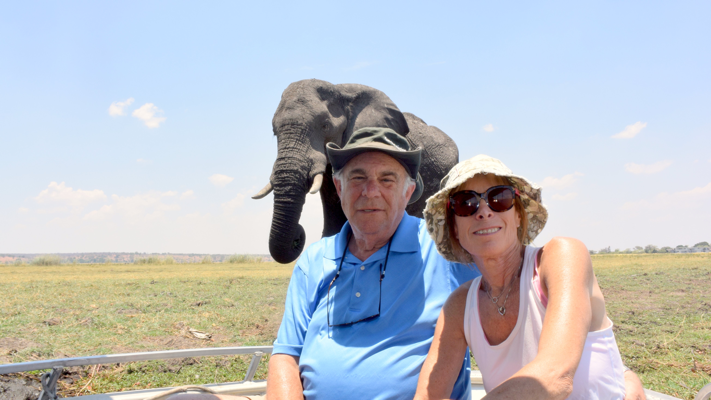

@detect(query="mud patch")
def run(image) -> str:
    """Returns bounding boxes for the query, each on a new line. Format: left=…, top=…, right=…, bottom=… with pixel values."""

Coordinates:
left=0, top=374, right=41, bottom=400
left=0, top=338, right=43, bottom=364
left=115, top=309, right=141, bottom=315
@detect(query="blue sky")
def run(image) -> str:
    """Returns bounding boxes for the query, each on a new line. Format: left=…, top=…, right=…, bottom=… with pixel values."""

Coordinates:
left=2, top=1, right=710, bottom=254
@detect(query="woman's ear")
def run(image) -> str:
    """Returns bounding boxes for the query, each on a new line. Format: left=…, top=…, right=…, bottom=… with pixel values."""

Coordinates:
left=516, top=210, right=522, bottom=228
left=453, top=220, right=459, bottom=240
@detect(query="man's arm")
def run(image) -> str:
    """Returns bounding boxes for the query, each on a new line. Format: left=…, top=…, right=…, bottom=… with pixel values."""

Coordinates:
left=269, top=258, right=312, bottom=399
left=267, top=354, right=303, bottom=400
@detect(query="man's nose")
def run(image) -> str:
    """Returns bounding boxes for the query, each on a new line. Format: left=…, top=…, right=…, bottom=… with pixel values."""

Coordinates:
left=362, top=179, right=381, bottom=197
left=475, top=199, right=494, bottom=219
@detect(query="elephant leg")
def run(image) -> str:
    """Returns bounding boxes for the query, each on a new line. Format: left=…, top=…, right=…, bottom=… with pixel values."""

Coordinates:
left=320, top=166, right=347, bottom=237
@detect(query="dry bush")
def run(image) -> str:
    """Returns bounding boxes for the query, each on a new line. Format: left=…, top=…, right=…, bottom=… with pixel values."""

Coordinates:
left=31, top=255, right=61, bottom=266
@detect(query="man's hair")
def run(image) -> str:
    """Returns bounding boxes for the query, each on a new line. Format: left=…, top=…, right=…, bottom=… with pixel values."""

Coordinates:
left=333, top=166, right=416, bottom=196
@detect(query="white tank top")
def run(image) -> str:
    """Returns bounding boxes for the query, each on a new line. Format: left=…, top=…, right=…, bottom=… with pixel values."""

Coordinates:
left=463, top=246, right=627, bottom=399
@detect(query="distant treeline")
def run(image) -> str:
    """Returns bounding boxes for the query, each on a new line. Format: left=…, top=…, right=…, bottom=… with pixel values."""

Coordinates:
left=4, top=243, right=709, bottom=265
left=591, top=241, right=710, bottom=255
left=1, top=253, right=272, bottom=265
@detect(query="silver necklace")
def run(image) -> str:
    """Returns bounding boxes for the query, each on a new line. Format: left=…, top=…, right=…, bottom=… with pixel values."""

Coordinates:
left=484, top=257, right=524, bottom=316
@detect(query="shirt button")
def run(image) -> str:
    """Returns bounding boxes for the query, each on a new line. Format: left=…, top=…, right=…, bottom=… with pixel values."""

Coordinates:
left=360, top=266, right=365, bottom=270
left=355, top=292, right=361, bottom=297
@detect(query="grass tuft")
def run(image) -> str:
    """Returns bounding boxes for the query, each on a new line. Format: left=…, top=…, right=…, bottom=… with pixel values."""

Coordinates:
left=226, top=254, right=262, bottom=264
left=134, top=257, right=163, bottom=265
left=31, top=255, right=62, bottom=266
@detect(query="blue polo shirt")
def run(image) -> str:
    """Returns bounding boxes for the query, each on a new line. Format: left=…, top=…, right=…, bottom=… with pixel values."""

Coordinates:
left=273, top=213, right=480, bottom=399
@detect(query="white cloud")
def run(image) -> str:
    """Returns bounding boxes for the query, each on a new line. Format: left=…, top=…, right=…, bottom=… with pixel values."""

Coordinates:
left=18, top=207, right=29, bottom=213
left=209, top=174, right=234, bottom=187
left=108, top=98, right=135, bottom=116
left=136, top=158, right=152, bottom=164
left=36, top=207, right=70, bottom=214
left=611, top=121, right=647, bottom=139
left=482, top=124, right=495, bottom=132
left=624, top=160, right=672, bottom=174
left=181, top=212, right=209, bottom=219
left=83, top=191, right=180, bottom=223
left=35, top=182, right=107, bottom=210
left=180, top=190, right=195, bottom=199
left=539, top=172, right=583, bottom=189
left=132, top=103, right=166, bottom=128
left=551, top=193, right=578, bottom=201
left=221, top=194, right=246, bottom=215
left=621, top=182, right=711, bottom=211
left=345, top=61, right=376, bottom=71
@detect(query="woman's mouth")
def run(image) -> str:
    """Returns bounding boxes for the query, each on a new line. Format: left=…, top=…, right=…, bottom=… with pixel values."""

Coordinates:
left=474, top=227, right=501, bottom=235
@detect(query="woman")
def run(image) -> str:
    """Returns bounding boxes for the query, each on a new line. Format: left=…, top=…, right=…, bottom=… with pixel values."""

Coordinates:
left=414, top=155, right=628, bottom=400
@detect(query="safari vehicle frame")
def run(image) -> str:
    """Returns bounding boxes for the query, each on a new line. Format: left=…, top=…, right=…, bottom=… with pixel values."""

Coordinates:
left=1, top=346, right=707, bottom=400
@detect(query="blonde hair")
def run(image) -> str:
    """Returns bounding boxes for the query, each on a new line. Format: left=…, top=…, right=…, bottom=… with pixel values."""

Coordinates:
left=446, top=175, right=529, bottom=263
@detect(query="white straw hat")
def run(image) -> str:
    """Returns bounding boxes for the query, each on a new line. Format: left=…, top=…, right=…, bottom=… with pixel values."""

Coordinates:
left=423, top=154, right=548, bottom=263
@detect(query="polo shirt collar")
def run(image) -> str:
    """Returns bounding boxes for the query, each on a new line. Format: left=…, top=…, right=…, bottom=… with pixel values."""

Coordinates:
left=325, top=212, right=420, bottom=261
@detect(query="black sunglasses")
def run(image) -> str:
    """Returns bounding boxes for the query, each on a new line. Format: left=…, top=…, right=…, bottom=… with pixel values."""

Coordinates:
left=448, top=185, right=519, bottom=216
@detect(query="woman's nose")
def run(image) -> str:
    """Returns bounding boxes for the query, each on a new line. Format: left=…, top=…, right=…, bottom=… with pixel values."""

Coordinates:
left=475, top=199, right=494, bottom=219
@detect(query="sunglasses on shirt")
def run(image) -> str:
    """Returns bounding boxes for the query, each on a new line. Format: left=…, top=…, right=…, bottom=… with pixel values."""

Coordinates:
left=448, top=185, right=519, bottom=216
left=326, top=234, right=392, bottom=327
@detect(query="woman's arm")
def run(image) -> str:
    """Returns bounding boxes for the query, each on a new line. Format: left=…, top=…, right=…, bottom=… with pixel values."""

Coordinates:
left=414, top=282, right=471, bottom=400
left=483, top=237, right=594, bottom=400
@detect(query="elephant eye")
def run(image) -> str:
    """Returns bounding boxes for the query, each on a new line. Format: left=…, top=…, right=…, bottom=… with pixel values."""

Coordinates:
left=321, top=122, right=330, bottom=131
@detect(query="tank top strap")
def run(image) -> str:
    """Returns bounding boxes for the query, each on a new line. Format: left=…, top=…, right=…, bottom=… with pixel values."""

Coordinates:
left=463, top=275, right=482, bottom=350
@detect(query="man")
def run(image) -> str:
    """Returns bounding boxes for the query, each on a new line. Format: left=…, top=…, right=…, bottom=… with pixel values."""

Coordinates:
left=266, top=128, right=646, bottom=400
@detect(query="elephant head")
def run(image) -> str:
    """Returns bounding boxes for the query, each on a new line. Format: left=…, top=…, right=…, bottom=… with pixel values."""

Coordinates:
left=253, top=79, right=410, bottom=263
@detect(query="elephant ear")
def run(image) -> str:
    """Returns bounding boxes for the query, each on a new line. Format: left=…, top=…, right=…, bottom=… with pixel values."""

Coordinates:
left=337, top=84, right=410, bottom=144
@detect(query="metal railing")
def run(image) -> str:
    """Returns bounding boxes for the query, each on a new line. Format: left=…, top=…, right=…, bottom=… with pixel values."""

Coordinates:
left=2, top=346, right=707, bottom=400
left=0, top=346, right=273, bottom=400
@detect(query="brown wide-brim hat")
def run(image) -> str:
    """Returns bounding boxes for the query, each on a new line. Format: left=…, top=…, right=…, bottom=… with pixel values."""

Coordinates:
left=423, top=154, right=548, bottom=263
left=326, top=127, right=424, bottom=204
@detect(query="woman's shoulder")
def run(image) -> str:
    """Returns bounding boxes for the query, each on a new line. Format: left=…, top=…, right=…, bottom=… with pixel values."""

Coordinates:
left=540, top=236, right=588, bottom=253
left=536, top=237, right=593, bottom=285
left=538, top=237, right=590, bottom=267
left=445, top=279, right=477, bottom=316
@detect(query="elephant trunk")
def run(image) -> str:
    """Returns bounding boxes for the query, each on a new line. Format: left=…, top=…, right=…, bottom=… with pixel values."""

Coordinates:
left=268, top=124, right=317, bottom=264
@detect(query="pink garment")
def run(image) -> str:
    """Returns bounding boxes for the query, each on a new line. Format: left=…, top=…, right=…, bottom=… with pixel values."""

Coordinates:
left=463, top=246, right=626, bottom=399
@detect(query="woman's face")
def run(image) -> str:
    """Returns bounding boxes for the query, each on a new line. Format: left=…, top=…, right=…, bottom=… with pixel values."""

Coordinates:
left=453, top=174, right=522, bottom=260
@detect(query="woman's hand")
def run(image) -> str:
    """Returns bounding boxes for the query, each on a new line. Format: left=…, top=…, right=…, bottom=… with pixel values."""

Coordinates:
left=624, top=369, right=647, bottom=400
left=414, top=281, right=472, bottom=400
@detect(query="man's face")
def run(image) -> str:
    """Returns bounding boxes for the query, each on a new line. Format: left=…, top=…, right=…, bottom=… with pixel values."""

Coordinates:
left=334, top=151, right=415, bottom=241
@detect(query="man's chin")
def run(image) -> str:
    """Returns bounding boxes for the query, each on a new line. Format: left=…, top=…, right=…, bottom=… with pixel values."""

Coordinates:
left=351, top=217, right=388, bottom=234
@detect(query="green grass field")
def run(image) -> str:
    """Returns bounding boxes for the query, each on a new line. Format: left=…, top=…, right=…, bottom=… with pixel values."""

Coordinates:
left=1, top=253, right=709, bottom=399
left=592, top=253, right=711, bottom=399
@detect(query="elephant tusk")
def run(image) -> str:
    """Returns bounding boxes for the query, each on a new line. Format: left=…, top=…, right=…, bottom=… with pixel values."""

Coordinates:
left=308, top=174, right=324, bottom=194
left=251, top=182, right=274, bottom=199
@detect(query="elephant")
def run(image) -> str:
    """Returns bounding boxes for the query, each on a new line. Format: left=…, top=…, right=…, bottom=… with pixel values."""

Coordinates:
left=253, top=79, right=459, bottom=264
